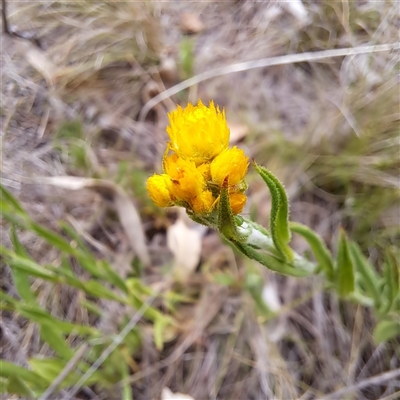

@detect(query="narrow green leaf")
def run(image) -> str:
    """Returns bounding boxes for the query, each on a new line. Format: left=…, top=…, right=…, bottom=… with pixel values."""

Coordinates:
left=350, top=243, right=381, bottom=308
left=0, top=289, right=19, bottom=306
left=30, top=221, right=76, bottom=254
left=17, top=304, right=97, bottom=336
left=380, top=249, right=400, bottom=315
left=290, top=222, right=334, bottom=281
left=40, top=323, right=75, bottom=360
left=336, top=229, right=355, bottom=298
left=1, top=246, right=58, bottom=282
left=232, top=241, right=310, bottom=277
left=9, top=226, right=37, bottom=303
left=387, top=248, right=400, bottom=306
left=7, top=373, right=36, bottom=398
left=373, top=319, right=400, bottom=343
left=254, top=163, right=293, bottom=261
left=100, top=260, right=128, bottom=293
left=0, top=185, right=26, bottom=214
left=0, top=361, right=45, bottom=388
left=153, top=318, right=167, bottom=351
left=84, top=281, right=128, bottom=303
left=29, top=358, right=77, bottom=386
left=217, top=178, right=241, bottom=241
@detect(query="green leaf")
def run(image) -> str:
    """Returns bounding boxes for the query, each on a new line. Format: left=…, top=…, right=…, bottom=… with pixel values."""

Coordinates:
left=232, top=241, right=310, bottom=277
left=290, top=222, right=334, bottom=281
left=350, top=243, right=381, bottom=308
left=0, top=289, right=19, bottom=306
left=217, top=178, right=242, bottom=241
left=153, top=318, right=167, bottom=351
left=0, top=361, right=46, bottom=389
left=30, top=221, right=76, bottom=254
left=1, top=246, right=58, bottom=282
left=40, top=323, right=75, bottom=360
left=254, top=163, right=293, bottom=261
left=7, top=373, right=36, bottom=397
left=380, top=248, right=400, bottom=315
left=17, top=304, right=98, bottom=336
left=100, top=260, right=128, bottom=293
left=9, top=226, right=37, bottom=303
left=84, top=280, right=128, bottom=303
left=373, top=319, right=400, bottom=343
left=0, top=185, right=26, bottom=214
left=336, top=229, right=355, bottom=298
left=29, top=358, right=76, bottom=386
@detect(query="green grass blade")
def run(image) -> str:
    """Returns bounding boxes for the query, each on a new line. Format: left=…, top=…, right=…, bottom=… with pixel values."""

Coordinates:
left=0, top=185, right=26, bottom=214
left=40, top=323, right=75, bottom=360
left=336, top=229, right=355, bottom=298
left=9, top=226, right=37, bottom=303
left=350, top=243, right=381, bottom=308
left=290, top=222, right=334, bottom=281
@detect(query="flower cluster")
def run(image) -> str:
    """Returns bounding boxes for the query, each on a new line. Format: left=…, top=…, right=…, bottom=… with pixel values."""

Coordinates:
left=147, top=100, right=249, bottom=215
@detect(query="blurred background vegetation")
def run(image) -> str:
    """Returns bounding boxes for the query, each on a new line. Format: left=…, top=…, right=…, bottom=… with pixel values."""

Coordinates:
left=1, top=1, right=399, bottom=399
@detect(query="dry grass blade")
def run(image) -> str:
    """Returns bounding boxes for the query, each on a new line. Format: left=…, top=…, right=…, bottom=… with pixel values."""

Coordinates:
left=139, top=43, right=400, bottom=120
left=319, top=368, right=400, bottom=400
left=38, top=344, right=89, bottom=400
left=37, top=176, right=150, bottom=267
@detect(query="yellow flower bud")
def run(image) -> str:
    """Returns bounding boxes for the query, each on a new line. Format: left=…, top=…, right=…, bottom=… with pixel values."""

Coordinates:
left=146, top=174, right=173, bottom=207
left=210, top=146, right=249, bottom=187
left=191, top=190, right=216, bottom=215
left=229, top=192, right=247, bottom=215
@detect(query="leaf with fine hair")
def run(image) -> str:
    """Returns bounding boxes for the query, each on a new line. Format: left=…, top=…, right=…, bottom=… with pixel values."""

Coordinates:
left=254, top=163, right=293, bottom=261
left=350, top=243, right=381, bottom=309
left=336, top=229, right=355, bottom=298
left=232, top=241, right=310, bottom=277
left=217, top=177, right=242, bottom=241
left=290, top=222, right=334, bottom=281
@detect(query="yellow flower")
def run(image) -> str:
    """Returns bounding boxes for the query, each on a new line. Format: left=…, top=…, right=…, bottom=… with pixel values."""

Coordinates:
left=166, top=100, right=230, bottom=165
left=229, top=192, right=247, bottom=215
left=146, top=174, right=173, bottom=207
left=190, top=190, right=216, bottom=215
left=163, top=153, right=205, bottom=202
left=147, top=101, right=249, bottom=216
left=210, top=146, right=249, bottom=187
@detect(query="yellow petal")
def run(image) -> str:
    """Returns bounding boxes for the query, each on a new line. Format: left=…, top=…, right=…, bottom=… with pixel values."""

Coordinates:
left=191, top=190, right=216, bottom=215
left=197, top=163, right=211, bottom=181
left=166, top=100, right=230, bottom=164
left=229, top=192, right=247, bottom=215
left=210, top=146, right=249, bottom=187
left=146, top=174, right=173, bottom=207
left=164, top=153, right=205, bottom=202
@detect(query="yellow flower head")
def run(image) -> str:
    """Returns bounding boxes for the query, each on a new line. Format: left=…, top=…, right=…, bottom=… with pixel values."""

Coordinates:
left=163, top=153, right=205, bottom=202
left=147, top=101, right=249, bottom=216
left=210, top=146, right=249, bottom=187
left=166, top=100, right=230, bottom=165
left=146, top=174, right=173, bottom=207
left=229, top=192, right=247, bottom=215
